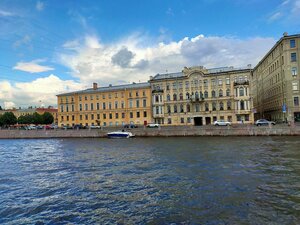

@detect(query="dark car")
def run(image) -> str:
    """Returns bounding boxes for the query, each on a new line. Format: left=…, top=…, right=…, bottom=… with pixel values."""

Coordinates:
left=124, top=124, right=138, bottom=128
left=73, top=124, right=87, bottom=129
left=255, top=119, right=276, bottom=126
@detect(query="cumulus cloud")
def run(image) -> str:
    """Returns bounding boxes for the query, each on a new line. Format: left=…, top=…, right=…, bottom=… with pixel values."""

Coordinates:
left=58, top=33, right=275, bottom=86
left=13, top=60, right=54, bottom=73
left=36, top=1, right=44, bottom=11
left=0, top=75, right=84, bottom=109
left=111, top=47, right=135, bottom=68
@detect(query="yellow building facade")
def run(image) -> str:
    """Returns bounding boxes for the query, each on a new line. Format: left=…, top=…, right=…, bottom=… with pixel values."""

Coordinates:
left=252, top=33, right=300, bottom=122
left=150, top=66, right=254, bottom=125
left=57, top=82, right=152, bottom=127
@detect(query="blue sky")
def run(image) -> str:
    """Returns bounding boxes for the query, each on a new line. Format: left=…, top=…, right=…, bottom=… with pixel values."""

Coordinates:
left=0, top=0, right=300, bottom=108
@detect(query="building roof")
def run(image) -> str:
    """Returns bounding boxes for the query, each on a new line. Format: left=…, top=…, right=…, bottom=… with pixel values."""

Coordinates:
left=254, top=33, right=300, bottom=70
left=151, top=66, right=251, bottom=81
left=57, top=82, right=150, bottom=97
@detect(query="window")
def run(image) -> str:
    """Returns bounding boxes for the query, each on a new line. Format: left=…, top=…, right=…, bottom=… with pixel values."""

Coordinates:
left=136, top=100, right=140, bottom=108
left=97, top=103, right=100, bottom=110
left=291, top=53, right=297, bottom=62
left=218, top=79, right=223, bottom=86
left=85, top=114, right=88, bottom=120
left=180, top=104, right=184, bottom=113
left=60, top=105, right=64, bottom=112
left=180, top=118, right=184, bottom=124
left=136, top=91, right=139, bottom=97
left=130, top=112, right=133, bottom=118
left=173, top=93, right=177, bottom=101
left=115, top=101, right=118, bottom=109
left=167, top=94, right=171, bottom=101
left=174, top=105, right=177, bottom=113
left=72, top=105, right=74, bottom=111
left=80, top=115, right=82, bottom=120
left=240, top=100, right=245, bottom=110
left=115, top=113, right=119, bottom=119
left=143, top=91, right=146, bottom=96
left=129, top=92, right=132, bottom=97
left=84, top=96, right=87, bottom=100
left=91, top=114, right=94, bottom=120
left=168, top=118, right=172, bottom=124
left=195, top=104, right=200, bottom=112
left=294, top=97, right=299, bottom=106
left=211, top=79, right=215, bottom=86
left=292, top=82, right=298, bottom=91
left=219, top=89, right=223, bottom=97
left=115, top=93, right=118, bottom=98
left=108, top=93, right=111, bottom=99
left=129, top=100, right=133, bottom=108
left=204, top=91, right=208, bottom=98
left=97, top=114, right=100, bottom=119
left=143, top=99, right=147, bottom=107
left=167, top=105, right=171, bottom=113
left=226, top=89, right=230, bottom=97
left=121, top=101, right=125, bottom=108
left=79, top=96, right=82, bottom=101
left=212, top=90, right=216, bottom=98
left=66, top=116, right=69, bottom=121
left=228, top=116, right=232, bottom=122
left=226, top=77, right=230, bottom=85
left=85, top=104, right=88, bottom=111
left=90, top=103, right=94, bottom=110
left=143, top=111, right=147, bottom=117
left=187, top=117, right=191, bottom=123
left=109, top=113, right=112, bottom=119
left=239, top=87, right=244, bottom=96
left=227, top=101, right=231, bottom=110
left=90, top=95, right=93, bottom=100
left=186, top=92, right=190, bottom=100
left=220, top=102, right=224, bottom=110
left=290, top=39, right=296, bottom=48
left=103, top=114, right=106, bottom=119
left=109, top=102, right=112, bottom=110
left=292, top=67, right=297, bottom=76
left=205, top=103, right=209, bottom=111
left=179, top=93, right=183, bottom=100
left=102, top=103, right=106, bottom=110
left=137, top=112, right=140, bottom=118
left=122, top=113, right=125, bottom=118
left=186, top=104, right=190, bottom=112
left=185, top=81, right=189, bottom=89
left=212, top=102, right=217, bottom=111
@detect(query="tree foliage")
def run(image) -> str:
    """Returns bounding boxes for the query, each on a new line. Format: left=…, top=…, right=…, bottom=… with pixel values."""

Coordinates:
left=17, top=112, right=54, bottom=125
left=0, top=112, right=17, bottom=126
left=42, top=112, right=54, bottom=124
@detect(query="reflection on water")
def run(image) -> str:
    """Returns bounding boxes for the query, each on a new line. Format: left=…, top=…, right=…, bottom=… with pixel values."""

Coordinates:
left=0, top=137, right=300, bottom=224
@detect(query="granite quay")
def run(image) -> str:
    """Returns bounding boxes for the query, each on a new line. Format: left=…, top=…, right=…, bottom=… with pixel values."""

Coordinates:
left=0, top=124, right=300, bottom=139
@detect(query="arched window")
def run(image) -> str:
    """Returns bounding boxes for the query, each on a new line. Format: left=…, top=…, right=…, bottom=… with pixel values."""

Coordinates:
left=212, top=90, right=216, bottom=98
left=195, top=91, right=199, bottom=99
left=195, top=104, right=200, bottom=112
left=226, top=89, right=230, bottom=97
left=212, top=102, right=217, bottom=111
left=167, top=94, right=171, bottom=101
left=200, top=91, right=203, bottom=99
left=227, top=101, right=231, bottom=110
left=174, top=104, right=177, bottom=113
left=179, top=93, right=183, bottom=100
left=167, top=105, right=171, bottom=113
left=187, top=104, right=190, bottom=112
left=219, top=102, right=224, bottom=110
left=180, top=104, right=184, bottom=113
left=239, top=87, right=244, bottom=97
left=173, top=93, right=177, bottom=101
left=204, top=91, right=208, bottom=98
left=219, top=89, right=223, bottom=97
left=186, top=92, right=190, bottom=100
left=205, top=103, right=209, bottom=111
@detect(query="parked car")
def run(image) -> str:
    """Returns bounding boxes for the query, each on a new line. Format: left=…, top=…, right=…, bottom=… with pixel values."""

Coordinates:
left=27, top=125, right=37, bottom=130
left=73, top=124, right=87, bottom=129
left=146, top=123, right=160, bottom=128
left=36, top=125, right=44, bottom=129
left=124, top=124, right=138, bottom=128
left=255, top=119, right=276, bottom=126
left=89, top=125, right=101, bottom=129
left=214, top=120, right=231, bottom=126
left=50, top=124, right=58, bottom=129
left=44, top=125, right=52, bottom=130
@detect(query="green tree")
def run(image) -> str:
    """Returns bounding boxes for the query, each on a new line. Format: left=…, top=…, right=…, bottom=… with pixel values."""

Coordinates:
left=42, top=112, right=54, bottom=124
left=1, top=112, right=17, bottom=126
left=0, top=106, right=3, bottom=110
left=32, top=112, right=43, bottom=125
left=0, top=114, right=3, bottom=127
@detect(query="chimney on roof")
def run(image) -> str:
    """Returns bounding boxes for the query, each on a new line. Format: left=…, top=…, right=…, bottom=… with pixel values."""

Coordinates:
left=283, top=32, right=288, bottom=37
left=93, top=82, right=98, bottom=90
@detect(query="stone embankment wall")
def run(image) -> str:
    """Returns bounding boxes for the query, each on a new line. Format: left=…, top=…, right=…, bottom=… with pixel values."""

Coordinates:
left=0, top=125, right=300, bottom=139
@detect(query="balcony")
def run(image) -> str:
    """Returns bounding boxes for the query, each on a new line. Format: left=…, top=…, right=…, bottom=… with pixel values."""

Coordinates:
left=152, top=89, right=164, bottom=93
left=190, top=96, right=205, bottom=103
left=234, top=80, right=249, bottom=86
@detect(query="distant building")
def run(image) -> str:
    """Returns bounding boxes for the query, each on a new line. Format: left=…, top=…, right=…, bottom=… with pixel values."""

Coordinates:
left=56, top=82, right=152, bottom=127
left=150, top=66, right=254, bottom=125
left=252, top=33, right=300, bottom=122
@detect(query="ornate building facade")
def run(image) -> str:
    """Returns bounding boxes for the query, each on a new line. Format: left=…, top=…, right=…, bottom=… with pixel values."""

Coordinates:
left=57, top=82, right=152, bottom=127
left=252, top=33, right=300, bottom=122
left=150, top=66, right=254, bottom=125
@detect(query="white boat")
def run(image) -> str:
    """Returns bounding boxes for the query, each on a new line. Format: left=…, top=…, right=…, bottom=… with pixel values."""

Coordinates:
left=107, top=130, right=135, bottom=138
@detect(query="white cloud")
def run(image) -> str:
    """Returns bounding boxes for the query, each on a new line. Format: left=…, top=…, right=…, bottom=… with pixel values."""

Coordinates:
left=36, top=1, right=44, bottom=11
left=58, top=33, right=275, bottom=86
left=0, top=9, right=13, bottom=17
left=268, top=0, right=300, bottom=23
left=13, top=35, right=31, bottom=49
left=0, top=75, right=84, bottom=109
left=13, top=60, right=54, bottom=73
left=268, top=12, right=282, bottom=22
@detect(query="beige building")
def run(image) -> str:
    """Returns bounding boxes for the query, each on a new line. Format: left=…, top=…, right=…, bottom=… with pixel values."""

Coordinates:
left=252, top=33, right=300, bottom=122
left=150, top=66, right=254, bottom=125
left=57, top=82, right=152, bottom=127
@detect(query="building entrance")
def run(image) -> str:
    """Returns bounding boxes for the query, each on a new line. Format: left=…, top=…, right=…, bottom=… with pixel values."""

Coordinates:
left=205, top=117, right=211, bottom=125
left=194, top=117, right=203, bottom=126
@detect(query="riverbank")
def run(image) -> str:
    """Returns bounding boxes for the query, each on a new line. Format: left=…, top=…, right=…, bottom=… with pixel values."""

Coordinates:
left=1, top=125, right=300, bottom=139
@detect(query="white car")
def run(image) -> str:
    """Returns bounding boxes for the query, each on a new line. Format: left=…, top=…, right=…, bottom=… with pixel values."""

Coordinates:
left=214, top=120, right=231, bottom=126
left=89, top=125, right=101, bottom=129
left=147, top=123, right=160, bottom=128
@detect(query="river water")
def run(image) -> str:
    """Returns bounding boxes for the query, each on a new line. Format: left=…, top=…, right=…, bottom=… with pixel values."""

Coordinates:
left=0, top=137, right=299, bottom=224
